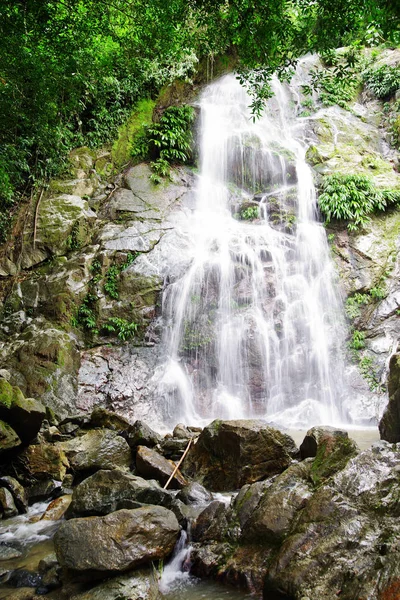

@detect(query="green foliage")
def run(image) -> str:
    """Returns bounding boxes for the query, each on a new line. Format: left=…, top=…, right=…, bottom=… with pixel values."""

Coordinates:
left=73, top=292, right=98, bottom=333
left=104, top=265, right=120, bottom=300
left=104, top=253, right=139, bottom=299
left=66, top=221, right=82, bottom=251
left=370, top=285, right=386, bottom=300
left=362, top=64, right=400, bottom=99
left=318, top=174, right=399, bottom=231
left=345, top=293, right=369, bottom=319
left=103, top=317, right=138, bottom=341
left=349, top=329, right=366, bottom=350
left=359, top=356, right=385, bottom=393
left=240, top=206, right=259, bottom=220
left=132, top=105, right=195, bottom=182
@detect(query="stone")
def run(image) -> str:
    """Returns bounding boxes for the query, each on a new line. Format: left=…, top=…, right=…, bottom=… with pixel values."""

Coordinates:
left=183, top=419, right=297, bottom=491
left=0, top=420, right=21, bottom=454
left=306, top=428, right=359, bottom=486
left=0, top=381, right=46, bottom=444
left=176, top=482, right=213, bottom=505
left=69, top=569, right=159, bottom=600
left=89, top=407, right=131, bottom=432
left=27, top=479, right=63, bottom=502
left=136, top=446, right=187, bottom=489
left=60, top=430, right=132, bottom=472
left=192, top=501, right=230, bottom=543
left=16, top=444, right=69, bottom=482
left=379, top=353, right=400, bottom=443
left=54, top=506, right=180, bottom=571
left=67, top=469, right=173, bottom=517
left=159, top=437, right=190, bottom=458
left=0, top=476, right=28, bottom=513
left=126, top=420, right=162, bottom=449
left=40, top=495, right=72, bottom=521
left=0, top=545, right=23, bottom=561
left=0, top=487, right=18, bottom=518
left=173, top=423, right=197, bottom=439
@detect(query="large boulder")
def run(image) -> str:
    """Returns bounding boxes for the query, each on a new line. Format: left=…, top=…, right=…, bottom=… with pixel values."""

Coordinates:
left=183, top=419, right=297, bottom=491
left=60, top=430, right=132, bottom=472
left=67, top=469, right=173, bottom=517
left=136, top=446, right=187, bottom=489
left=379, top=353, right=400, bottom=443
left=54, top=506, right=180, bottom=571
left=190, top=441, right=400, bottom=599
left=16, top=443, right=69, bottom=482
left=126, top=420, right=161, bottom=449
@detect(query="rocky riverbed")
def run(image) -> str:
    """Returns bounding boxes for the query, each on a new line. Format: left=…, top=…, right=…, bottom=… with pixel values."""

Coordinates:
left=0, top=411, right=399, bottom=599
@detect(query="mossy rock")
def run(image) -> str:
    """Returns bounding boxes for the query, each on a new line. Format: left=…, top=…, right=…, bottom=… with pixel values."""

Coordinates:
left=379, top=353, right=400, bottom=443
left=0, top=420, right=21, bottom=454
left=0, top=379, right=46, bottom=444
left=309, top=429, right=359, bottom=486
left=16, top=443, right=69, bottom=482
left=112, top=99, right=155, bottom=168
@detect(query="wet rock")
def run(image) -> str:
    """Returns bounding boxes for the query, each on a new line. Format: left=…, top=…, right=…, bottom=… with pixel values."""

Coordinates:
left=54, top=506, right=180, bottom=571
left=379, top=353, right=400, bottom=443
left=159, top=437, right=190, bottom=459
left=136, top=445, right=187, bottom=489
left=69, top=569, right=159, bottom=600
left=16, top=444, right=69, bottom=483
left=60, top=430, right=132, bottom=472
left=183, top=419, right=297, bottom=491
left=177, top=481, right=213, bottom=505
left=0, top=487, right=18, bottom=518
left=173, top=423, right=197, bottom=439
left=0, top=420, right=21, bottom=454
left=67, top=469, right=173, bottom=517
left=192, top=501, right=230, bottom=543
left=40, top=495, right=72, bottom=521
left=300, top=425, right=349, bottom=458
left=0, top=545, right=22, bottom=561
left=0, top=476, right=27, bottom=513
left=307, top=429, right=359, bottom=485
left=89, top=407, right=131, bottom=432
left=0, top=380, right=46, bottom=444
left=126, top=420, right=161, bottom=449
left=27, top=479, right=63, bottom=502
left=243, top=462, right=313, bottom=544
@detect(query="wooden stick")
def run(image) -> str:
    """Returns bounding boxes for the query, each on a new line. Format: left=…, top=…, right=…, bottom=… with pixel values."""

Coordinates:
left=163, top=438, right=193, bottom=490
left=33, top=187, right=44, bottom=249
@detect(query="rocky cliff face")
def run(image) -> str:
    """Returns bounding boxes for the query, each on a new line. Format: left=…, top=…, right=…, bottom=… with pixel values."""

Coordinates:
left=0, top=49, right=398, bottom=434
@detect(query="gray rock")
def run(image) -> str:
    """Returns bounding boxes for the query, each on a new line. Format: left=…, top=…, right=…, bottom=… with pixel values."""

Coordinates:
left=0, top=476, right=27, bottom=513
left=0, top=420, right=21, bottom=454
left=54, top=506, right=180, bottom=571
left=67, top=469, right=173, bottom=517
left=126, top=420, right=161, bottom=449
left=300, top=425, right=351, bottom=459
left=60, top=430, right=132, bottom=472
left=183, top=419, right=297, bottom=491
left=89, top=407, right=132, bottom=432
left=0, top=487, right=18, bottom=518
left=177, top=482, right=212, bottom=505
left=69, top=569, right=159, bottom=600
left=136, top=445, right=187, bottom=489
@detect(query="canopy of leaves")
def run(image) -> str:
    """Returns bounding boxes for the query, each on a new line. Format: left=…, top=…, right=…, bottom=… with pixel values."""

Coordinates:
left=0, top=0, right=399, bottom=240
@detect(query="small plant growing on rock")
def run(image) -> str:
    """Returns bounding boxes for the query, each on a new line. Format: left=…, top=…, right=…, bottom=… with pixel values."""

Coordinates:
left=349, top=329, right=366, bottom=350
left=362, top=64, right=400, bottom=99
left=103, top=317, right=138, bottom=341
left=240, top=205, right=259, bottom=220
left=345, top=293, right=369, bottom=319
left=317, top=174, right=399, bottom=231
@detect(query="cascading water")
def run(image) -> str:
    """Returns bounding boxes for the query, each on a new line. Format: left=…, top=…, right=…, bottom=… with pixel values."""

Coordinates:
left=158, top=72, right=348, bottom=429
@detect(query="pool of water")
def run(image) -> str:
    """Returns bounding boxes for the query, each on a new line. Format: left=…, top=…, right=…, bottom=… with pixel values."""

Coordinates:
left=161, top=577, right=254, bottom=600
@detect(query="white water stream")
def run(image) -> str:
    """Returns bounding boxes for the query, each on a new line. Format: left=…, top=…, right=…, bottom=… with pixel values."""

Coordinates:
left=158, top=73, right=348, bottom=429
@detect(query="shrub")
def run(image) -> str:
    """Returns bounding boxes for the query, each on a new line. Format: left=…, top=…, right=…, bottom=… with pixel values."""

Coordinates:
left=362, top=64, right=400, bottom=99
left=131, top=105, right=195, bottom=182
left=103, top=317, right=138, bottom=341
left=317, top=173, right=398, bottom=231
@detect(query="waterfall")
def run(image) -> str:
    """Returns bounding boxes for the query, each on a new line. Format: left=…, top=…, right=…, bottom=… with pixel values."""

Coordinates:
left=157, top=73, right=348, bottom=429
